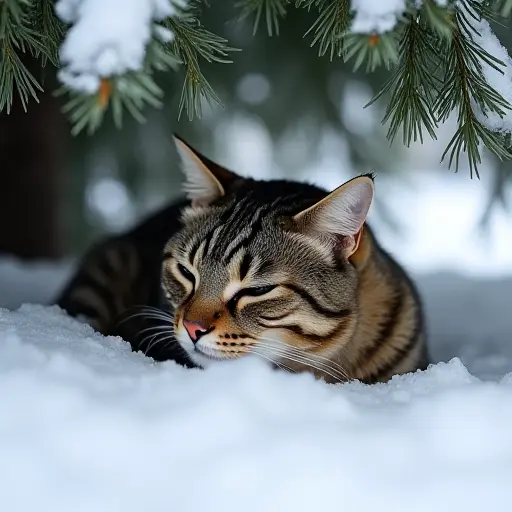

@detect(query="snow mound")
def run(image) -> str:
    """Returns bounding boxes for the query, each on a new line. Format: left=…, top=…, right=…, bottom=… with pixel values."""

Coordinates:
left=1, top=304, right=512, bottom=511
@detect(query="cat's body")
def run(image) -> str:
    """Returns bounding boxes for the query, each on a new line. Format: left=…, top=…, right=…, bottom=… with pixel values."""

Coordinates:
left=56, top=137, right=429, bottom=384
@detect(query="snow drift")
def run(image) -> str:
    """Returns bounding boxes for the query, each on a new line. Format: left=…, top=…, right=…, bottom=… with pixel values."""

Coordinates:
left=1, top=294, right=512, bottom=511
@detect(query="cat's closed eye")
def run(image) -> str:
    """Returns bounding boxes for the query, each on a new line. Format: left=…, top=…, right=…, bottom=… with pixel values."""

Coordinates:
left=241, top=285, right=276, bottom=297
left=226, top=285, right=277, bottom=314
left=177, top=262, right=195, bottom=282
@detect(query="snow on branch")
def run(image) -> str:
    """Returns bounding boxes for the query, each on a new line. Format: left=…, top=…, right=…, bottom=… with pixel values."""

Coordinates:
left=469, top=13, right=512, bottom=134
left=350, top=0, right=407, bottom=34
left=55, top=0, right=183, bottom=94
left=350, top=0, right=451, bottom=34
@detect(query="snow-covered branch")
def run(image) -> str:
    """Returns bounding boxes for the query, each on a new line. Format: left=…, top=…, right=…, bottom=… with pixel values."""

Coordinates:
left=55, top=0, right=181, bottom=94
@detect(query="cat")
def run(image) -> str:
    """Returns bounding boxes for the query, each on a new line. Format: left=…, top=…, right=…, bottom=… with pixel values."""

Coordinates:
left=56, top=135, right=429, bottom=384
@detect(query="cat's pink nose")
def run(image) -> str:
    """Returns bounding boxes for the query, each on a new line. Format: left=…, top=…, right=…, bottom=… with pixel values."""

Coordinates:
left=183, top=319, right=210, bottom=343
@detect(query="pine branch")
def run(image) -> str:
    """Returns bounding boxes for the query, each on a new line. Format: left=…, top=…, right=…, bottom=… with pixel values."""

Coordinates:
left=366, top=15, right=439, bottom=147
left=0, top=0, right=46, bottom=112
left=435, top=0, right=512, bottom=176
left=235, top=0, right=289, bottom=36
left=55, top=1, right=237, bottom=133
left=58, top=34, right=180, bottom=135
left=422, top=0, right=457, bottom=41
left=0, top=0, right=510, bottom=178
left=0, top=0, right=28, bottom=37
left=343, top=31, right=399, bottom=72
left=351, top=0, right=512, bottom=175
left=28, top=0, right=65, bottom=67
left=296, top=0, right=350, bottom=59
left=165, top=4, right=239, bottom=120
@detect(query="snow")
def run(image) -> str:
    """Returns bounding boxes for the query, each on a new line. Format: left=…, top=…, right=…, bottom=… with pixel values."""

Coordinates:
left=56, top=0, right=182, bottom=94
left=351, top=0, right=406, bottom=34
left=466, top=8, right=512, bottom=134
left=1, top=299, right=512, bottom=511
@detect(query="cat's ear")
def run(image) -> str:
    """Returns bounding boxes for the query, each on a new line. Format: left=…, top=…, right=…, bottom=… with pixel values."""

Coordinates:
left=293, top=174, right=374, bottom=258
left=173, top=134, right=240, bottom=207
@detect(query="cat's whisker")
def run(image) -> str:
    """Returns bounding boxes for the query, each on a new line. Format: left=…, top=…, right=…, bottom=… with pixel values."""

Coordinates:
left=255, top=339, right=347, bottom=382
left=260, top=336, right=349, bottom=377
left=258, top=334, right=348, bottom=364
left=246, top=348, right=296, bottom=374
left=146, top=333, right=176, bottom=355
left=256, top=336, right=350, bottom=381
left=138, top=324, right=174, bottom=337
left=137, top=322, right=173, bottom=342
left=137, top=305, right=167, bottom=313
left=139, top=311, right=174, bottom=322
left=117, top=311, right=165, bottom=326
left=117, top=311, right=174, bottom=326
left=140, top=328, right=172, bottom=350
left=140, top=329, right=176, bottom=354
left=264, top=348, right=343, bottom=383
left=159, top=337, right=180, bottom=352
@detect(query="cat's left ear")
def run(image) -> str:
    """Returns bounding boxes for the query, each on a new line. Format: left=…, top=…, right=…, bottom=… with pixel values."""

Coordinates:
left=173, top=134, right=240, bottom=207
left=293, top=174, right=374, bottom=259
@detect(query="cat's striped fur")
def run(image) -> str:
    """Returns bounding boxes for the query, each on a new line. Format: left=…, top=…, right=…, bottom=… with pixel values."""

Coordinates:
left=56, top=136, right=429, bottom=384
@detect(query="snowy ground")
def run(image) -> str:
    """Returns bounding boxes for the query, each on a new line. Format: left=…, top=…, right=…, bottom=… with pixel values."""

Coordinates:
left=1, top=303, right=512, bottom=512
left=1, top=254, right=512, bottom=511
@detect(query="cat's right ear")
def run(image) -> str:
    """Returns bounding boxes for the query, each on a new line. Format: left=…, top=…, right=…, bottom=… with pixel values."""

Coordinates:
left=293, top=174, right=374, bottom=259
left=173, top=134, right=240, bottom=208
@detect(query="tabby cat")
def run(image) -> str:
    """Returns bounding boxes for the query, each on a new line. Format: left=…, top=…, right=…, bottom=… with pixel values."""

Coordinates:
left=56, top=135, right=429, bottom=384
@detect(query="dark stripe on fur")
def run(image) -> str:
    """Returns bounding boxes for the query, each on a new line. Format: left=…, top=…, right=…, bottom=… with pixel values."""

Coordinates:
left=201, top=226, right=218, bottom=259
left=365, top=328, right=420, bottom=383
left=371, top=298, right=425, bottom=382
left=222, top=210, right=267, bottom=263
left=188, top=237, right=202, bottom=264
left=79, top=274, right=119, bottom=324
left=239, top=252, right=252, bottom=281
left=262, top=321, right=351, bottom=343
left=259, top=311, right=293, bottom=321
left=284, top=283, right=352, bottom=319
left=358, top=287, right=404, bottom=366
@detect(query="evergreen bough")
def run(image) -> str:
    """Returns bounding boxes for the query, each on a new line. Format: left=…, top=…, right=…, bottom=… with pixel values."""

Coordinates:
left=1, top=0, right=511, bottom=176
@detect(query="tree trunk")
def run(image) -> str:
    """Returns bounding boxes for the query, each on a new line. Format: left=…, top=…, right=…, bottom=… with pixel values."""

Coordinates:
left=0, top=68, right=65, bottom=260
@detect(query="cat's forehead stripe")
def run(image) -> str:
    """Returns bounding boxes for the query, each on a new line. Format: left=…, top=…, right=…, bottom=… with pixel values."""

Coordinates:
left=221, top=207, right=270, bottom=264
left=239, top=252, right=252, bottom=281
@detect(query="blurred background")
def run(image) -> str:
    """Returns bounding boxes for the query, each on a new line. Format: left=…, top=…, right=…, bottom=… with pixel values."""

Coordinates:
left=0, top=3, right=511, bottom=378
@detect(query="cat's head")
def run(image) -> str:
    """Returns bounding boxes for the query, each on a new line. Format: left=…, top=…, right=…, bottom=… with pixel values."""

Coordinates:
left=162, top=136, right=374, bottom=376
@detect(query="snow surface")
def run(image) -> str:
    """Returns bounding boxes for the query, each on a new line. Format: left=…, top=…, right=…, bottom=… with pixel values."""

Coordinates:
left=1, top=303, right=512, bottom=512
left=1, top=257, right=512, bottom=511
left=56, top=0, right=180, bottom=93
